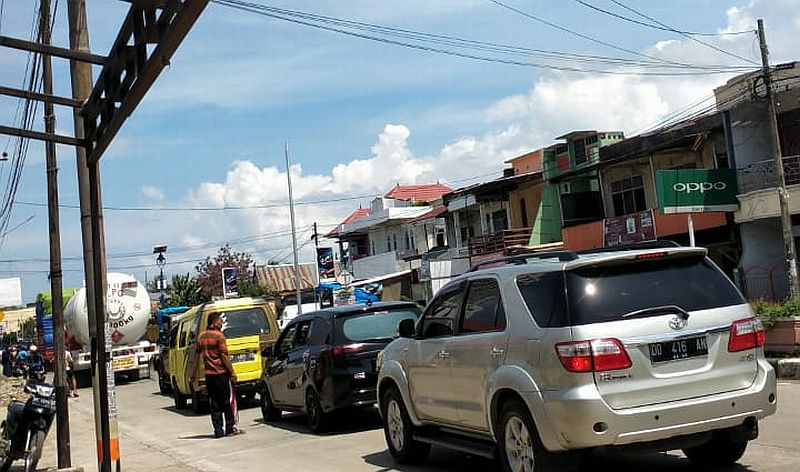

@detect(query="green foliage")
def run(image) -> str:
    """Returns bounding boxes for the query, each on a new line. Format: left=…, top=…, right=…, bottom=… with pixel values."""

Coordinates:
left=238, top=277, right=277, bottom=298
left=167, top=273, right=209, bottom=307
left=751, top=298, right=800, bottom=328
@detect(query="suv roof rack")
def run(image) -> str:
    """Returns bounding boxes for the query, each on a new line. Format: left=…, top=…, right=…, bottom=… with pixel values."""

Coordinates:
left=578, top=240, right=682, bottom=255
left=468, top=250, right=578, bottom=272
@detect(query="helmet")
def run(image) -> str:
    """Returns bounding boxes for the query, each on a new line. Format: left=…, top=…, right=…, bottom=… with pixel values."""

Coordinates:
left=29, top=344, right=37, bottom=352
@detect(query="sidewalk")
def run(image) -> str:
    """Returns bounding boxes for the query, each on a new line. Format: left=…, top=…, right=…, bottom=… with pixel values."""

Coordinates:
left=39, top=389, right=200, bottom=472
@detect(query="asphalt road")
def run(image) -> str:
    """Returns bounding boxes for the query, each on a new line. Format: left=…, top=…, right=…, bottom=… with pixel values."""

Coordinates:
left=33, top=378, right=800, bottom=472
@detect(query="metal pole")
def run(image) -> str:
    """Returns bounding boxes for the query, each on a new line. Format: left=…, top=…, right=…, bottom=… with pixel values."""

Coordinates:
left=67, top=1, right=116, bottom=470
left=40, top=0, right=70, bottom=466
left=159, top=266, right=165, bottom=308
left=286, top=142, right=303, bottom=315
left=687, top=214, right=695, bottom=247
left=758, top=19, right=800, bottom=298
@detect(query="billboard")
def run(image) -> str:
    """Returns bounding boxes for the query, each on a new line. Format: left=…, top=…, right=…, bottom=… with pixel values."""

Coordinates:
left=603, top=210, right=656, bottom=247
left=656, top=169, right=739, bottom=214
left=0, top=277, right=21, bottom=308
left=316, top=247, right=335, bottom=282
left=221, top=267, right=238, bottom=299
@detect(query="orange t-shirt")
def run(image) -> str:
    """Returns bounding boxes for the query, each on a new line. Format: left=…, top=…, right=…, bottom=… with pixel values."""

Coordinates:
left=196, top=329, right=228, bottom=376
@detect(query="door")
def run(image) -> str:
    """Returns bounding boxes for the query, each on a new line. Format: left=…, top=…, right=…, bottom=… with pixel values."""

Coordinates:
left=405, top=282, right=463, bottom=422
left=283, top=319, right=314, bottom=408
left=171, top=320, right=191, bottom=394
left=184, top=310, right=204, bottom=393
left=449, top=278, right=510, bottom=430
left=267, top=322, right=300, bottom=406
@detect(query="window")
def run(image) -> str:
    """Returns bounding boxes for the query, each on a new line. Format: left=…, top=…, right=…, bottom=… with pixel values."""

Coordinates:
left=217, top=308, right=270, bottom=338
left=491, top=210, right=509, bottom=232
left=393, top=234, right=398, bottom=251
left=611, top=174, right=647, bottom=216
left=276, top=324, right=298, bottom=357
left=178, top=322, right=189, bottom=348
left=189, top=310, right=202, bottom=345
left=386, top=235, right=391, bottom=253
left=574, top=139, right=587, bottom=165
left=461, top=279, right=506, bottom=333
left=517, top=272, right=568, bottom=327
left=335, top=308, right=421, bottom=343
left=421, top=284, right=463, bottom=338
left=169, top=326, right=179, bottom=349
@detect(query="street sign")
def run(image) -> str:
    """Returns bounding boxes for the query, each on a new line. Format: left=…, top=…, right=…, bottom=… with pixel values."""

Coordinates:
left=656, top=169, right=739, bottom=214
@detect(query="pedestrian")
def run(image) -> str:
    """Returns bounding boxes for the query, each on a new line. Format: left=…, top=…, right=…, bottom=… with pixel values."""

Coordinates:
left=190, top=313, right=240, bottom=438
left=1, top=346, right=12, bottom=377
left=65, top=350, right=79, bottom=397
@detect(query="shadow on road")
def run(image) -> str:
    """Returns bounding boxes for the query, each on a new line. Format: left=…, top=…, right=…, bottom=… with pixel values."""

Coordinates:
left=251, top=408, right=382, bottom=436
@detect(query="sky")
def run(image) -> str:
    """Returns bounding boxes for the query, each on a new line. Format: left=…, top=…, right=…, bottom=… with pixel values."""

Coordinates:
left=0, top=0, right=798, bottom=302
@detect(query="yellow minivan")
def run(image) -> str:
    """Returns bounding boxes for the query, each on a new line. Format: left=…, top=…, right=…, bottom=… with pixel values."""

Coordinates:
left=167, top=297, right=279, bottom=412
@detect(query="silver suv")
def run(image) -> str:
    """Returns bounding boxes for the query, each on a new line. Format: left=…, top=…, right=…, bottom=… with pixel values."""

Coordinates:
left=377, top=243, right=777, bottom=471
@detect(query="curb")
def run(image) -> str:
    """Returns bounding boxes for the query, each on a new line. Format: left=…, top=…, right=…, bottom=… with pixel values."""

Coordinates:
left=767, top=358, right=800, bottom=379
left=45, top=467, right=84, bottom=472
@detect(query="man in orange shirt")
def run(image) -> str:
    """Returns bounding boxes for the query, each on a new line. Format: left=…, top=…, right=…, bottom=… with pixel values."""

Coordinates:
left=193, top=313, right=239, bottom=438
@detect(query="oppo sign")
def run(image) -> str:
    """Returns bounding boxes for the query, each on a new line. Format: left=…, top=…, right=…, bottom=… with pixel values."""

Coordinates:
left=672, top=181, right=727, bottom=194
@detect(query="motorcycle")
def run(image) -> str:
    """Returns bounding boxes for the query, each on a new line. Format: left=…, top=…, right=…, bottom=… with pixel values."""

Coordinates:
left=0, top=378, right=56, bottom=472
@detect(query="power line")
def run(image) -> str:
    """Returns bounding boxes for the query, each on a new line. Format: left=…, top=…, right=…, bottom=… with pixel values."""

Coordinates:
left=569, top=0, right=755, bottom=37
left=212, top=0, right=753, bottom=76
left=607, top=0, right=758, bottom=65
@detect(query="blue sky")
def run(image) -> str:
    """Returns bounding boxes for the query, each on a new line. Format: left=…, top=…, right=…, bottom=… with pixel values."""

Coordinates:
left=0, top=0, right=798, bottom=301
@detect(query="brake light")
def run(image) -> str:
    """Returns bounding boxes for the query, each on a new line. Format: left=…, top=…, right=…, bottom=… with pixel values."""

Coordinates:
left=332, top=344, right=365, bottom=356
left=728, top=317, right=765, bottom=352
left=635, top=251, right=669, bottom=260
left=555, top=338, right=631, bottom=373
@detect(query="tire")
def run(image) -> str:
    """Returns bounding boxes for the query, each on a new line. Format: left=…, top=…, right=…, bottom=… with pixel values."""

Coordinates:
left=128, top=369, right=141, bottom=382
left=305, top=389, right=327, bottom=434
left=158, top=370, right=172, bottom=394
left=192, top=391, right=208, bottom=414
left=498, top=400, right=567, bottom=472
left=380, top=387, right=430, bottom=465
left=683, top=431, right=748, bottom=468
left=259, top=385, right=281, bottom=422
left=173, top=380, right=188, bottom=410
left=0, top=422, right=12, bottom=472
left=24, top=430, right=45, bottom=472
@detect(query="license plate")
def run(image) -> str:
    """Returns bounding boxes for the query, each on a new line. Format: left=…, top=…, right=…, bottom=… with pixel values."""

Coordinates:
left=231, top=352, right=255, bottom=363
left=649, top=336, right=708, bottom=363
left=32, top=397, right=54, bottom=410
left=112, top=357, right=136, bottom=371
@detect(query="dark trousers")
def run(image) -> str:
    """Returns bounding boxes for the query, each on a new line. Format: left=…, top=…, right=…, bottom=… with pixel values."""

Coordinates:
left=205, top=373, right=235, bottom=436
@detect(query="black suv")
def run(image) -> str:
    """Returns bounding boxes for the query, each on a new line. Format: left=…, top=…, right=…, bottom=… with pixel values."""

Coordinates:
left=259, top=301, right=421, bottom=432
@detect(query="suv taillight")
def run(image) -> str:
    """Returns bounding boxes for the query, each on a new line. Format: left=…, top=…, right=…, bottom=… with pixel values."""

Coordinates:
left=555, top=338, right=632, bottom=373
left=332, top=343, right=365, bottom=357
left=728, top=317, right=765, bottom=352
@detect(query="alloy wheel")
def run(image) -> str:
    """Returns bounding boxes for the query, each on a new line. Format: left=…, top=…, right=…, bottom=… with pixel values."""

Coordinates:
left=504, top=415, right=535, bottom=472
left=386, top=399, right=405, bottom=452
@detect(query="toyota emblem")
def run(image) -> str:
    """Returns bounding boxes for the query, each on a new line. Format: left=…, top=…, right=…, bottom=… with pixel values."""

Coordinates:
left=668, top=316, right=688, bottom=331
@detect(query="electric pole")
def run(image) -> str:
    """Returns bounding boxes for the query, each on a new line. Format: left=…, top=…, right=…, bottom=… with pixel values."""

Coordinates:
left=758, top=19, right=799, bottom=298
left=67, top=1, right=117, bottom=471
left=286, top=142, right=303, bottom=315
left=40, top=0, right=70, bottom=466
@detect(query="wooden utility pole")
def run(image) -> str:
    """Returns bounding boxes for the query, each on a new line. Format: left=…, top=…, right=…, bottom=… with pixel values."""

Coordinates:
left=67, top=1, right=117, bottom=471
left=39, top=0, right=70, bottom=466
left=757, top=19, right=799, bottom=298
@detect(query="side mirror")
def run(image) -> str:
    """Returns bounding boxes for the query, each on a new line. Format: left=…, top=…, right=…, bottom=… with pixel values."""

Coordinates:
left=398, top=319, right=416, bottom=338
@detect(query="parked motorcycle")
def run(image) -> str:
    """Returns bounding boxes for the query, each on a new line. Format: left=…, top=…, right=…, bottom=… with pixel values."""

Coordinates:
left=0, top=378, right=56, bottom=472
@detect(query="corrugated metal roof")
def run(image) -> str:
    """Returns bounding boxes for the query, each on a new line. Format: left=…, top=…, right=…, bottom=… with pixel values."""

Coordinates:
left=383, top=183, right=452, bottom=202
left=255, top=263, right=318, bottom=293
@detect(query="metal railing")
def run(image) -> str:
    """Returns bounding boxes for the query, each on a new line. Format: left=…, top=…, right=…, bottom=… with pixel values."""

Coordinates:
left=467, top=227, right=533, bottom=257
left=737, top=155, right=800, bottom=193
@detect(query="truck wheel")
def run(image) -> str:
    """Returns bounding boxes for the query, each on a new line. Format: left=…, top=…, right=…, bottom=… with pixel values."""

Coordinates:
left=683, top=431, right=748, bottom=467
left=380, top=387, right=430, bottom=465
left=192, top=391, right=208, bottom=414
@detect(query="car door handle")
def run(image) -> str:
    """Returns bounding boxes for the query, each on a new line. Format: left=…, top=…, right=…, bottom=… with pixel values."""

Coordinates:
left=491, top=346, right=505, bottom=357
left=437, top=350, right=450, bottom=359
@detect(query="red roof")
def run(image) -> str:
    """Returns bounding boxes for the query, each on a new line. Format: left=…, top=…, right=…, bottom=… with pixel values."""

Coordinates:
left=383, top=183, right=452, bottom=202
left=409, top=206, right=447, bottom=223
left=325, top=208, right=370, bottom=238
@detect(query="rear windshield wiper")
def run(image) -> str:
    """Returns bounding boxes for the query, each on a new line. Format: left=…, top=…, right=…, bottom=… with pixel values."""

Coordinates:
left=621, top=305, right=690, bottom=320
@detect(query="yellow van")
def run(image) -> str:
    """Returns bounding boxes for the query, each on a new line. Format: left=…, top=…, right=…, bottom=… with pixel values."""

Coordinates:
left=166, top=297, right=279, bottom=412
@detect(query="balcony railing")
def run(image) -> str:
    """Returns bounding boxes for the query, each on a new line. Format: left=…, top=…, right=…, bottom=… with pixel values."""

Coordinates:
left=468, top=227, right=533, bottom=257
left=737, top=155, right=800, bottom=193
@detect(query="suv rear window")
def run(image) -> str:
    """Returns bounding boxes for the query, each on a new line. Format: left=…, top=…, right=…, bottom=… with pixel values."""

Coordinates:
left=565, top=255, right=744, bottom=325
left=219, top=307, right=271, bottom=338
left=335, top=308, right=421, bottom=343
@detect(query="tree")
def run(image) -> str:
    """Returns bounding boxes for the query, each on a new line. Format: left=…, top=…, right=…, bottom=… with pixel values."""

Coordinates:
left=168, top=273, right=209, bottom=307
left=195, top=244, right=257, bottom=299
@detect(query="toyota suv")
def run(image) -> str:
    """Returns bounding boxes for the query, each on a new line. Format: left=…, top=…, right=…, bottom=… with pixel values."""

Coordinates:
left=377, top=242, right=777, bottom=471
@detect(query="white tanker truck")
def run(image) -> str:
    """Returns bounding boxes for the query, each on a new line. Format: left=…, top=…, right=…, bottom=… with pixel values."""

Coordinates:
left=64, top=272, right=158, bottom=380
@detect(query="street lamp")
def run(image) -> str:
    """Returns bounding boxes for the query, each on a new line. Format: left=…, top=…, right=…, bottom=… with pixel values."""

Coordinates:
left=153, top=244, right=167, bottom=308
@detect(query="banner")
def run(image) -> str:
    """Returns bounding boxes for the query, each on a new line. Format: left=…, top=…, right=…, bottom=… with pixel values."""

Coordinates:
left=603, top=209, right=656, bottom=247
left=316, top=247, right=335, bottom=282
left=222, top=267, right=238, bottom=298
left=656, top=169, right=739, bottom=214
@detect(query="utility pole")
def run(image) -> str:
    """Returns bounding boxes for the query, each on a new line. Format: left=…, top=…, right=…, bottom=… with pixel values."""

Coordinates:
left=286, top=142, right=303, bottom=315
left=758, top=19, right=799, bottom=298
left=67, top=1, right=117, bottom=471
left=40, top=0, right=70, bottom=466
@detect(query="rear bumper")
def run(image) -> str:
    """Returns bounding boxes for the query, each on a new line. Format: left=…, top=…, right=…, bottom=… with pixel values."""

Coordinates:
left=530, top=359, right=777, bottom=451
left=323, top=373, right=379, bottom=413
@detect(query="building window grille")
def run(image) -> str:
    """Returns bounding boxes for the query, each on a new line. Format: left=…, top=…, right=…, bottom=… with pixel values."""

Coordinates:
left=611, top=174, right=647, bottom=216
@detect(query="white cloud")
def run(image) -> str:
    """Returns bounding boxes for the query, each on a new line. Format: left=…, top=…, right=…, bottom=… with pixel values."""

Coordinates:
left=141, top=185, right=164, bottom=201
